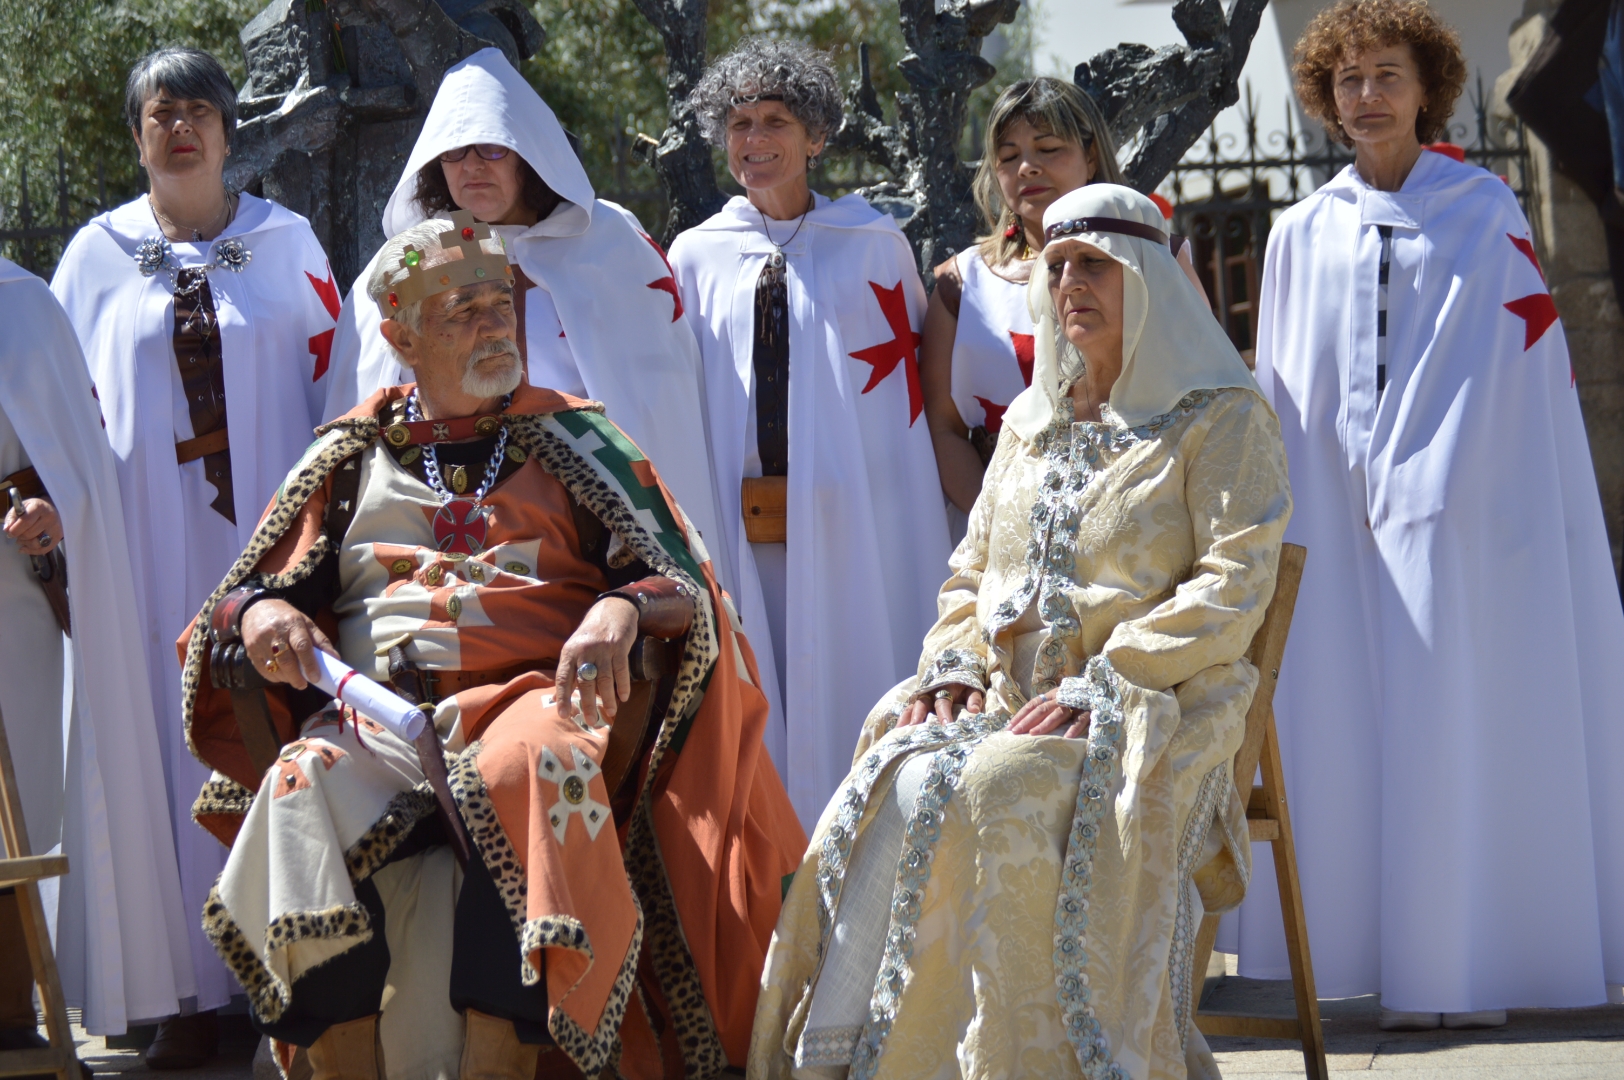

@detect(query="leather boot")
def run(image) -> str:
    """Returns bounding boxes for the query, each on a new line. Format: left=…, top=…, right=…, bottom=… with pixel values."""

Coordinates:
left=144, top=1009, right=218, bottom=1069
left=460, top=1009, right=540, bottom=1080
left=307, top=1014, right=384, bottom=1080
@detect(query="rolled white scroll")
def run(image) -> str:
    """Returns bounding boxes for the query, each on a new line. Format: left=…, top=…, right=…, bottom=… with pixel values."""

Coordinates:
left=311, top=651, right=429, bottom=741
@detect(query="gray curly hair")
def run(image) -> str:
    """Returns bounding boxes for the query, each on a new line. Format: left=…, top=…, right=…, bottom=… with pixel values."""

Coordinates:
left=690, top=37, right=845, bottom=147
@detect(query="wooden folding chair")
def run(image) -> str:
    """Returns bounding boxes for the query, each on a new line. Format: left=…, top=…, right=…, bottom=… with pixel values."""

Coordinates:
left=1189, top=543, right=1328, bottom=1080
left=0, top=702, right=80, bottom=1080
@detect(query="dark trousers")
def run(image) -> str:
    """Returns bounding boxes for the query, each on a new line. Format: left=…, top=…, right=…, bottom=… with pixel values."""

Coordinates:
left=251, top=850, right=550, bottom=1047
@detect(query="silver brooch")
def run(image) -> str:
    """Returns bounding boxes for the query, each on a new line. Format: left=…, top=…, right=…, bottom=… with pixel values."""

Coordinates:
left=133, top=236, right=173, bottom=277
left=212, top=237, right=252, bottom=273
left=132, top=234, right=253, bottom=281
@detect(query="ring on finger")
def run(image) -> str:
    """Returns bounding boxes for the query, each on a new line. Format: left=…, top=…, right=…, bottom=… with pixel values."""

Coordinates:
left=37, top=531, right=52, bottom=546
left=264, top=655, right=280, bottom=674
left=933, top=689, right=953, bottom=700
left=577, top=661, right=599, bottom=682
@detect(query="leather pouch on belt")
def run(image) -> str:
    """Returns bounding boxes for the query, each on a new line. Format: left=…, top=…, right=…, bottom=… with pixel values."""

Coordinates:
left=741, top=475, right=787, bottom=544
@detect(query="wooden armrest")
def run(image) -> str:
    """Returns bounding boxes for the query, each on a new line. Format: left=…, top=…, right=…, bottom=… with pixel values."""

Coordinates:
left=0, top=855, right=69, bottom=889
left=602, top=636, right=679, bottom=821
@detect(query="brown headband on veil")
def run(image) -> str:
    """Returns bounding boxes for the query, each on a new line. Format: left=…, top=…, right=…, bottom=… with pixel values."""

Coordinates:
left=1044, top=216, right=1169, bottom=246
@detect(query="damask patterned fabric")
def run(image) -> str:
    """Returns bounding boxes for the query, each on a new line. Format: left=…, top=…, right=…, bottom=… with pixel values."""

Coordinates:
left=749, top=386, right=1291, bottom=1080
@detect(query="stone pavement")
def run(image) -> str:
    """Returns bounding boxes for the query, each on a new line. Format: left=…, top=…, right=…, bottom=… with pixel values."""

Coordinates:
left=1204, top=977, right=1624, bottom=1079
left=54, top=991, right=1624, bottom=1078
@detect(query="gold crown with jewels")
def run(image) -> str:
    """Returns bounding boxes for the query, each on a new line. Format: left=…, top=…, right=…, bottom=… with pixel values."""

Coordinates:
left=374, top=208, right=514, bottom=318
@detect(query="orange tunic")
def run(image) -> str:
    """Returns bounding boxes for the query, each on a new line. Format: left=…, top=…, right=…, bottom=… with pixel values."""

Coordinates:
left=181, top=384, right=805, bottom=1074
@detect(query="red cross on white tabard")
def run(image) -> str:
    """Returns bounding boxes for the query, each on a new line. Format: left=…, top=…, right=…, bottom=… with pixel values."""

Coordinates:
left=848, top=280, right=924, bottom=424
left=306, top=266, right=341, bottom=382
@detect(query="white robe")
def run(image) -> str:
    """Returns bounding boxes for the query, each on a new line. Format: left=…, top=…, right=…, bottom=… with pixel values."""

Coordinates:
left=668, top=194, right=952, bottom=827
left=948, top=248, right=1034, bottom=433
left=0, top=257, right=194, bottom=1034
left=50, top=194, right=337, bottom=1010
left=319, top=48, right=728, bottom=594
left=1244, top=150, right=1624, bottom=1010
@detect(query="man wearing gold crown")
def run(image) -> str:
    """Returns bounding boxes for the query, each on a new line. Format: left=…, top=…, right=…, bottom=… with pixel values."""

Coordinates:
left=177, top=212, right=805, bottom=1080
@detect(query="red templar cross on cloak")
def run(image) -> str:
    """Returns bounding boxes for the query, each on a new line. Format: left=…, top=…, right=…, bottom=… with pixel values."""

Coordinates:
left=849, top=280, right=924, bottom=424
left=641, top=233, right=684, bottom=322
left=307, top=266, right=341, bottom=382
left=1502, top=232, right=1559, bottom=354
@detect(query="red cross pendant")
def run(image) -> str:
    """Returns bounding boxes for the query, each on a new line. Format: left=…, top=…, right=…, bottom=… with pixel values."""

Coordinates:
left=433, top=500, right=489, bottom=556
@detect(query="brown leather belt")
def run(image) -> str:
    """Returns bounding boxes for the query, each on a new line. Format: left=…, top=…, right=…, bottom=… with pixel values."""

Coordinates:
left=423, top=660, right=555, bottom=702
left=0, top=466, right=44, bottom=500
left=176, top=428, right=230, bottom=464
left=176, top=427, right=230, bottom=464
left=741, top=475, right=787, bottom=544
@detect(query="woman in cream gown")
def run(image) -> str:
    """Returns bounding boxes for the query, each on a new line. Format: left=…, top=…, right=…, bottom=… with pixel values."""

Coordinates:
left=749, top=185, right=1291, bottom=1080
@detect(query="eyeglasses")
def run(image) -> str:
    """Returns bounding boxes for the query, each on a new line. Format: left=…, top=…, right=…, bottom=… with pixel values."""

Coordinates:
left=438, top=144, right=511, bottom=163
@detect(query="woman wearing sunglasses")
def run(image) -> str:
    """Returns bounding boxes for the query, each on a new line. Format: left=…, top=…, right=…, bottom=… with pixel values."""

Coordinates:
left=321, top=48, right=725, bottom=569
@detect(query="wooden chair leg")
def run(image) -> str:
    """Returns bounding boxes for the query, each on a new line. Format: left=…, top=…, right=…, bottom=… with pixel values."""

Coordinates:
left=0, top=708, right=79, bottom=1080
left=1257, top=713, right=1328, bottom=1080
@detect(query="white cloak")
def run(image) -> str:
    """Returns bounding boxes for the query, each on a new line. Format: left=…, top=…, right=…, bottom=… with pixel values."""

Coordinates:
left=1243, top=150, right=1624, bottom=1010
left=668, top=193, right=952, bottom=826
left=319, top=48, right=727, bottom=591
left=0, top=257, right=194, bottom=1033
left=51, top=194, right=337, bottom=1010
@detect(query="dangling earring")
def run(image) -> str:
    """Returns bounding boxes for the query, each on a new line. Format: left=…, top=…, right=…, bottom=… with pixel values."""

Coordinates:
left=807, top=153, right=821, bottom=170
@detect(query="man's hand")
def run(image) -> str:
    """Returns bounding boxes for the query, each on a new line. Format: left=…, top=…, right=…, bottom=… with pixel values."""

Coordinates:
left=241, top=599, right=339, bottom=691
left=556, top=596, right=639, bottom=726
left=898, top=684, right=986, bottom=727
left=1007, top=690, right=1090, bottom=738
left=4, top=496, right=62, bottom=556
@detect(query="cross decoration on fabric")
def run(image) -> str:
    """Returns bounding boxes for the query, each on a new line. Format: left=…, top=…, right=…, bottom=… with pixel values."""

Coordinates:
left=539, top=745, right=610, bottom=843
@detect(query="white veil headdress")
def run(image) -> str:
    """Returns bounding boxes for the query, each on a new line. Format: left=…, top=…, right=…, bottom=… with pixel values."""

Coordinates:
left=1002, top=184, right=1259, bottom=442
left=381, top=48, right=594, bottom=238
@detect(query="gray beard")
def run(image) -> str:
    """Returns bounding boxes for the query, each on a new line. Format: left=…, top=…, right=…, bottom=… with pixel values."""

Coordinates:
left=461, top=341, right=523, bottom=398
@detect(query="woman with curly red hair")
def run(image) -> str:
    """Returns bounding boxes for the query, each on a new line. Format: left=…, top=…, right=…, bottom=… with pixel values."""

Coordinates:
left=1248, top=0, right=1624, bottom=1033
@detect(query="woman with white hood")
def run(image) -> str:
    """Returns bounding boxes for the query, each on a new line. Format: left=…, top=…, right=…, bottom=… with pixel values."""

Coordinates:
left=322, top=48, right=725, bottom=577
left=669, top=38, right=952, bottom=828
left=750, top=183, right=1290, bottom=1079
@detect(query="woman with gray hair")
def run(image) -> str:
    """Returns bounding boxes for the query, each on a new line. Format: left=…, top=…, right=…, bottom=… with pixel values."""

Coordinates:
left=48, top=45, right=339, bottom=1067
left=669, top=38, right=952, bottom=829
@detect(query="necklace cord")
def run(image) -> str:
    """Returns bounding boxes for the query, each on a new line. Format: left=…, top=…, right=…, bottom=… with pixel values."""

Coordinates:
left=758, top=191, right=815, bottom=252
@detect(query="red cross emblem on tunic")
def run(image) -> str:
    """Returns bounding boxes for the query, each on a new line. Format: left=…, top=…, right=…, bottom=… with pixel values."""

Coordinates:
left=433, top=500, right=489, bottom=556
left=849, top=280, right=924, bottom=424
left=306, top=266, right=341, bottom=382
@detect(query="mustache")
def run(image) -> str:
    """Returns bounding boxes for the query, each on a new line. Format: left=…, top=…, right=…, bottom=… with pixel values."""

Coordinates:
left=467, top=338, right=521, bottom=366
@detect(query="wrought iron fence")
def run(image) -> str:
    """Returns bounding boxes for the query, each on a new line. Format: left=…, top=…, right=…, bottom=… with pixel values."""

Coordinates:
left=1160, top=76, right=1534, bottom=356
left=0, top=150, right=113, bottom=279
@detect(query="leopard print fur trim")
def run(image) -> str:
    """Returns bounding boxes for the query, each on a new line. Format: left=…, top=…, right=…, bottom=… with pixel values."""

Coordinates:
left=527, top=904, right=642, bottom=1077
left=623, top=804, right=726, bottom=1078
left=345, top=784, right=436, bottom=882
left=180, top=423, right=375, bottom=766
left=202, top=886, right=371, bottom=1024
left=446, top=741, right=535, bottom=975
left=200, top=782, right=432, bottom=1022
left=506, top=415, right=718, bottom=813
left=191, top=775, right=255, bottom=828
